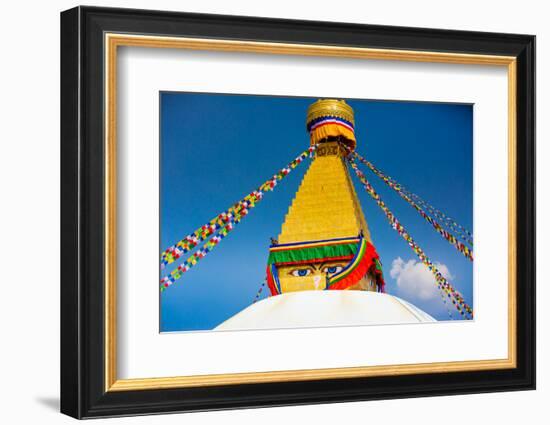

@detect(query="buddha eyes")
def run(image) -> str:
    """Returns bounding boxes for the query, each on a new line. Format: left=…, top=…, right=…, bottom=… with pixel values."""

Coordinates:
left=290, top=268, right=312, bottom=277
left=322, top=265, right=344, bottom=274
left=289, top=265, right=344, bottom=277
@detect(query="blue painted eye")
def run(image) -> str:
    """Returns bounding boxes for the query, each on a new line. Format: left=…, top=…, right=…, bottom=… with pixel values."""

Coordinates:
left=322, top=265, right=344, bottom=274
left=291, top=268, right=312, bottom=277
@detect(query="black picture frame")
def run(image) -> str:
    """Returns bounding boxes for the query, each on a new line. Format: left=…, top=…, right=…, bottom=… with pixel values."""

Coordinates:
left=61, top=5, right=535, bottom=419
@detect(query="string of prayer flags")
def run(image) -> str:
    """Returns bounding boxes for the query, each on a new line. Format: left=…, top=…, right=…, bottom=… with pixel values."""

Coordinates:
left=350, top=151, right=473, bottom=261
left=353, top=151, right=474, bottom=247
left=160, top=215, right=242, bottom=290
left=160, top=146, right=317, bottom=291
left=160, top=145, right=317, bottom=269
left=348, top=158, right=473, bottom=318
left=252, top=281, right=266, bottom=304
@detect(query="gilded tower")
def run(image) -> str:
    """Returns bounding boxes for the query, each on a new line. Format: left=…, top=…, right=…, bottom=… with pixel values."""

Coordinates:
left=266, top=100, right=385, bottom=295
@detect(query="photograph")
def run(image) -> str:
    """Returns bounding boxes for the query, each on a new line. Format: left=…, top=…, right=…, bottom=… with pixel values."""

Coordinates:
left=159, top=93, right=474, bottom=332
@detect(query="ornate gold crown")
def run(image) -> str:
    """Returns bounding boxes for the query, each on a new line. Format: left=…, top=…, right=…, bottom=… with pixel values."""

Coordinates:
left=306, top=99, right=355, bottom=127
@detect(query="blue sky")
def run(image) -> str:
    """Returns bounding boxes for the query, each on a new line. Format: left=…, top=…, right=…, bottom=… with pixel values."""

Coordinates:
left=160, top=92, right=473, bottom=332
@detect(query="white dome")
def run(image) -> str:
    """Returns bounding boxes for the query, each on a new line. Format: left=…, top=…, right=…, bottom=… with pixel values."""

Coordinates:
left=215, top=290, right=435, bottom=331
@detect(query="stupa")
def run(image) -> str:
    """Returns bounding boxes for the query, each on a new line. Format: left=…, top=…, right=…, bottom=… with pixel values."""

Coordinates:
left=215, top=99, right=435, bottom=330
left=266, top=99, right=384, bottom=295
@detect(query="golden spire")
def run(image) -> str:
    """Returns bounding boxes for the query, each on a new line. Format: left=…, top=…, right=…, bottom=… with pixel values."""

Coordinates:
left=267, top=99, right=380, bottom=294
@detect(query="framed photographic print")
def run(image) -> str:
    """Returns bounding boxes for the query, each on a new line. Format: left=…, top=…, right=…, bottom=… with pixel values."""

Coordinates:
left=60, top=6, right=535, bottom=419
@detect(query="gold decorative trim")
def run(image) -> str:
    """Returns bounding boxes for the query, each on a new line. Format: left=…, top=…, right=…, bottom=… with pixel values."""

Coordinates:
left=105, top=33, right=118, bottom=391
left=110, top=358, right=515, bottom=391
left=307, top=99, right=355, bottom=126
left=106, top=34, right=515, bottom=65
left=104, top=33, right=517, bottom=392
left=507, top=60, right=518, bottom=367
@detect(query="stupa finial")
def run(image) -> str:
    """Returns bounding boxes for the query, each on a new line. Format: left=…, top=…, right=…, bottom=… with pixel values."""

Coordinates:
left=306, top=99, right=356, bottom=150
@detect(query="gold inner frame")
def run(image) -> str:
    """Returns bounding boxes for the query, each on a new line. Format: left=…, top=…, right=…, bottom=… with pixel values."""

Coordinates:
left=104, top=33, right=517, bottom=392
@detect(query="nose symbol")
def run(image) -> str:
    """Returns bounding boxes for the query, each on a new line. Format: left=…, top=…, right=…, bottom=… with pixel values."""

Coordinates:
left=313, top=275, right=322, bottom=290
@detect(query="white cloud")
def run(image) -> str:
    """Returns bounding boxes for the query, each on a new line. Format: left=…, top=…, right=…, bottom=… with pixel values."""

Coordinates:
left=390, top=257, right=454, bottom=302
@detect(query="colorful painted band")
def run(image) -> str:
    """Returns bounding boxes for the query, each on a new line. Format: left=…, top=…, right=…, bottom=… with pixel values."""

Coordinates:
left=266, top=236, right=385, bottom=296
left=268, top=238, right=360, bottom=266
left=328, top=239, right=385, bottom=291
left=306, top=115, right=354, bottom=131
left=308, top=116, right=356, bottom=148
